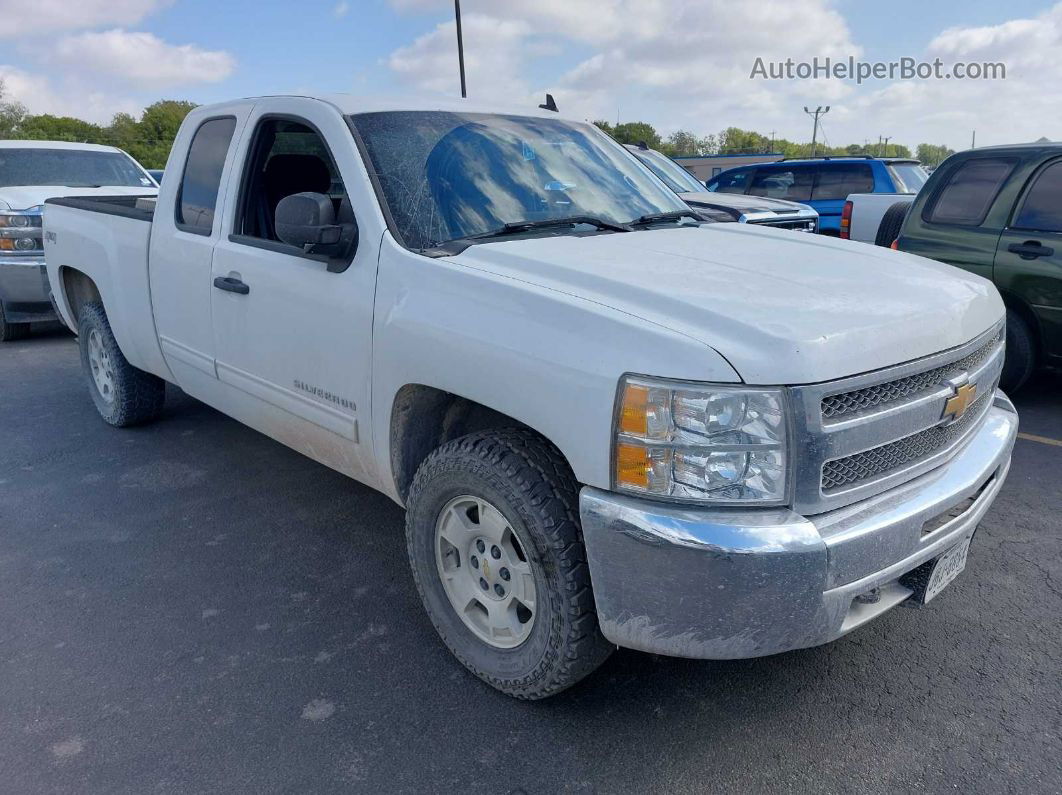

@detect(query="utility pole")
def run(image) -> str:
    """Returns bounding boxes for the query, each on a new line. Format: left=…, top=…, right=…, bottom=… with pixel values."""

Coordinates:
left=971, top=130, right=976, bottom=149
left=454, top=0, right=467, bottom=98
left=769, top=130, right=776, bottom=152
left=880, top=135, right=891, bottom=157
left=804, top=106, right=829, bottom=157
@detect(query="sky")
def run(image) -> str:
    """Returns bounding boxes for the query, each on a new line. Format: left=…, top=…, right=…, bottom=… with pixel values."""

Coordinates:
left=0, top=0, right=1058, bottom=151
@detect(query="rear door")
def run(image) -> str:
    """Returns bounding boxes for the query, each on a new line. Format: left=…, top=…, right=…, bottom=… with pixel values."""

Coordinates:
left=995, top=157, right=1062, bottom=362
left=150, top=108, right=252, bottom=386
left=208, top=97, right=382, bottom=483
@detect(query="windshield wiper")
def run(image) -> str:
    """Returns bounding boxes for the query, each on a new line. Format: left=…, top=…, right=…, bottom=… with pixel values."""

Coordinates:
left=426, top=215, right=631, bottom=255
left=629, top=209, right=702, bottom=227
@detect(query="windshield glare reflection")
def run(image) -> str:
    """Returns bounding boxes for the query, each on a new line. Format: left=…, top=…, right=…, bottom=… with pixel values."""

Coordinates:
left=349, top=111, right=689, bottom=250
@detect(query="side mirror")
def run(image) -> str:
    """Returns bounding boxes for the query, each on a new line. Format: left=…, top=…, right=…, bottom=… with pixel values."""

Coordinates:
left=275, top=192, right=356, bottom=264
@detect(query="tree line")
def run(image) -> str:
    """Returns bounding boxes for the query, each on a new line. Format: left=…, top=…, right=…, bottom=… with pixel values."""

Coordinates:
left=0, top=80, right=957, bottom=170
left=593, top=120, right=956, bottom=167
left=0, top=80, right=196, bottom=170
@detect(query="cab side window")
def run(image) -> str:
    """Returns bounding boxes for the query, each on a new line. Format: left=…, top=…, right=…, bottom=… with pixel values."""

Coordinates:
left=176, top=116, right=237, bottom=235
left=926, top=157, right=1016, bottom=226
left=1013, top=161, right=1062, bottom=233
left=749, top=167, right=813, bottom=202
left=710, top=169, right=750, bottom=193
left=235, top=118, right=349, bottom=243
left=811, top=164, right=874, bottom=200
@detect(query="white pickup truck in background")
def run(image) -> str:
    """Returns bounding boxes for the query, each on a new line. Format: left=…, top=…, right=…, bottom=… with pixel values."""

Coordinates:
left=43, top=94, right=1017, bottom=699
left=0, top=141, right=157, bottom=340
left=842, top=192, right=916, bottom=245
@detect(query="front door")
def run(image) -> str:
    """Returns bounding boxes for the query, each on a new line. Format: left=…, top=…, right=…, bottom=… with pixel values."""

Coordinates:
left=995, top=157, right=1062, bottom=363
left=208, top=99, right=381, bottom=483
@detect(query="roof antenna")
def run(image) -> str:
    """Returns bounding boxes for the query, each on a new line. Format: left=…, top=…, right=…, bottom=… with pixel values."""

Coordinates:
left=539, top=93, right=558, bottom=112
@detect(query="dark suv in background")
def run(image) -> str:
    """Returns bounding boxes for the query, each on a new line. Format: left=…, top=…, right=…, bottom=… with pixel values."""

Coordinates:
left=706, top=156, right=928, bottom=235
left=890, top=142, right=1062, bottom=390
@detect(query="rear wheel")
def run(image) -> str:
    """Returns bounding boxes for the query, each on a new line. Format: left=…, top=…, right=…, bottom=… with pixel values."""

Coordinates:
left=874, top=201, right=911, bottom=247
left=405, top=429, right=612, bottom=699
left=78, top=302, right=166, bottom=426
left=1000, top=308, right=1036, bottom=393
left=0, top=302, right=30, bottom=342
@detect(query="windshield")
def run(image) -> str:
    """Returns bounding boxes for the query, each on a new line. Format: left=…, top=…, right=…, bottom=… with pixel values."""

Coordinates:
left=0, top=148, right=153, bottom=188
left=888, top=162, right=929, bottom=193
left=633, top=148, right=708, bottom=194
left=349, top=111, right=688, bottom=250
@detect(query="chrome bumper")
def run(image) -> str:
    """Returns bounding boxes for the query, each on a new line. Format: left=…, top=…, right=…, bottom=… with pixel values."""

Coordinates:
left=580, top=391, right=1018, bottom=660
left=0, top=256, right=54, bottom=322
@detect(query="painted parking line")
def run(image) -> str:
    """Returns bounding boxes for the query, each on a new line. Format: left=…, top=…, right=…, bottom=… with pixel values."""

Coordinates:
left=1017, top=432, right=1062, bottom=448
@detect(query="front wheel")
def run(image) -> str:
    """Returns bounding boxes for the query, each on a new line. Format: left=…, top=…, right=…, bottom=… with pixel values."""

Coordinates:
left=1000, top=308, right=1036, bottom=393
left=405, top=429, right=612, bottom=699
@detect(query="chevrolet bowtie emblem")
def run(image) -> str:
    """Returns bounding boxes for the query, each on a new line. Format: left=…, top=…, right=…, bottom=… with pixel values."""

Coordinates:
left=943, top=382, right=977, bottom=422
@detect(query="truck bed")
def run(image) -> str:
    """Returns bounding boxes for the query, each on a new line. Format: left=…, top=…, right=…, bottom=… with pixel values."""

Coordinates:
left=45, top=194, right=157, bottom=222
left=43, top=193, right=169, bottom=380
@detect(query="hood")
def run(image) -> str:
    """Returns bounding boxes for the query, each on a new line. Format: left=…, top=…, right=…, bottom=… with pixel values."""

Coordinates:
left=679, top=191, right=815, bottom=216
left=448, top=224, right=1003, bottom=384
left=0, top=185, right=157, bottom=211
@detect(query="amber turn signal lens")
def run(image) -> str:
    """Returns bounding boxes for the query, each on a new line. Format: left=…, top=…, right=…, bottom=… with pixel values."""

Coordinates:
left=619, top=383, right=649, bottom=435
left=615, top=442, right=650, bottom=489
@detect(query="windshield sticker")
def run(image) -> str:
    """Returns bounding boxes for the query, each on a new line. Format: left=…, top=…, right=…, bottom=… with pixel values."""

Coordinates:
left=521, top=141, right=536, bottom=161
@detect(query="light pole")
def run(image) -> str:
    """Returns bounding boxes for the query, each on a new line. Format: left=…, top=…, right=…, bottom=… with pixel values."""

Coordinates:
left=454, top=0, right=467, bottom=98
left=804, top=106, right=829, bottom=157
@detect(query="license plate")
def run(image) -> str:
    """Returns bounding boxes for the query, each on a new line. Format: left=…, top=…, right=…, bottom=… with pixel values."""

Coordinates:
left=922, top=536, right=972, bottom=603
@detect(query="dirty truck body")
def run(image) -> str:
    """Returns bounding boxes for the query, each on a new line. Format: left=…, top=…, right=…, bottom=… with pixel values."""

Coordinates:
left=44, top=95, right=1017, bottom=698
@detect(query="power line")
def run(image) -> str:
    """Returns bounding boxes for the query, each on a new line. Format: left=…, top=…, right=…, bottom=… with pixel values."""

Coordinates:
left=803, top=106, right=830, bottom=156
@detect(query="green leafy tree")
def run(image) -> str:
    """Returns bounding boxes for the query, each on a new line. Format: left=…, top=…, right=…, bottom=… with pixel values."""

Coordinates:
left=915, top=143, right=955, bottom=167
left=15, top=114, right=103, bottom=143
left=0, top=78, right=27, bottom=138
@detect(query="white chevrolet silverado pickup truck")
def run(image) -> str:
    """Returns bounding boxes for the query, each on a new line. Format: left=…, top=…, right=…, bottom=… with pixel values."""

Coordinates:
left=43, top=95, right=1018, bottom=699
left=0, top=140, right=157, bottom=340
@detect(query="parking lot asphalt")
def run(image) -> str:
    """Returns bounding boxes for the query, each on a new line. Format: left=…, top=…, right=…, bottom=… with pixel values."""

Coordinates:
left=1, top=329, right=1060, bottom=794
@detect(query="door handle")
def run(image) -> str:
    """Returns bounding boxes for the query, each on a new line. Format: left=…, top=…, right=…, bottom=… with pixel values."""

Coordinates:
left=1007, top=240, right=1054, bottom=260
left=213, top=276, right=249, bottom=295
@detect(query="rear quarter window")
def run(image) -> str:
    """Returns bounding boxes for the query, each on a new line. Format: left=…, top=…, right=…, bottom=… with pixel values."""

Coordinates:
left=176, top=116, right=237, bottom=235
left=925, top=157, right=1017, bottom=227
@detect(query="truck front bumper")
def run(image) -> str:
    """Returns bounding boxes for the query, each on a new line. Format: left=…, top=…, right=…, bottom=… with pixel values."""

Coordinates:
left=0, top=256, right=54, bottom=323
left=580, top=392, right=1018, bottom=660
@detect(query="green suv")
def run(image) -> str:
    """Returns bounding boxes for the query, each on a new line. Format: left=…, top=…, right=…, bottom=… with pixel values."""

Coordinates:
left=887, top=143, right=1062, bottom=391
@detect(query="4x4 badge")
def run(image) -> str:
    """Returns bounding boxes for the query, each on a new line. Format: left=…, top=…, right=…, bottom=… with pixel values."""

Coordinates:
left=943, top=382, right=977, bottom=423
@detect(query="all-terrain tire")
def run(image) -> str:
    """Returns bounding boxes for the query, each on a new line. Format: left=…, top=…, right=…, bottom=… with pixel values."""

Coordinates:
left=1000, top=308, right=1036, bottom=393
left=405, top=429, right=613, bottom=699
left=0, top=302, right=30, bottom=342
left=874, top=201, right=911, bottom=247
left=78, top=301, right=166, bottom=426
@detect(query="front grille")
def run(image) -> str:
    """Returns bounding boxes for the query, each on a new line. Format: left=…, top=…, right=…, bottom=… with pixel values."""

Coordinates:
left=748, top=217, right=816, bottom=232
left=821, top=332, right=1000, bottom=420
left=821, top=390, right=993, bottom=492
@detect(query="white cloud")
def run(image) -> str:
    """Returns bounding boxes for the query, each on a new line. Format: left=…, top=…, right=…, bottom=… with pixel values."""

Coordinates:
left=334, top=1, right=350, bottom=18
left=385, top=0, right=1059, bottom=150
left=387, top=13, right=534, bottom=98
left=0, top=65, right=141, bottom=123
left=51, top=29, right=236, bottom=89
left=0, top=0, right=171, bottom=38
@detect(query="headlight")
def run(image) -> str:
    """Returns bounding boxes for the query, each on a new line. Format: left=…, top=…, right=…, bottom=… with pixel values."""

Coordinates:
left=613, top=375, right=788, bottom=505
left=0, top=209, right=43, bottom=252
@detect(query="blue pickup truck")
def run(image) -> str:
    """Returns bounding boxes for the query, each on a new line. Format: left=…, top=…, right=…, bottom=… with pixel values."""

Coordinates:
left=706, top=156, right=928, bottom=235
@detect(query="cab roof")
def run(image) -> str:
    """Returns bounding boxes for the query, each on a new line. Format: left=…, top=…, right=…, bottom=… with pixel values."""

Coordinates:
left=195, top=93, right=576, bottom=123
